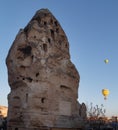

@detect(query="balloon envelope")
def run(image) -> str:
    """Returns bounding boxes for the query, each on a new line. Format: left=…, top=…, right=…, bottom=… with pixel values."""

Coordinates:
left=102, top=89, right=110, bottom=100
left=104, top=59, right=109, bottom=64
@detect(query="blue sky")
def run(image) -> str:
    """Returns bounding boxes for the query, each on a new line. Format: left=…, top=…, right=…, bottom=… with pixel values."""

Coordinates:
left=0, top=0, right=118, bottom=117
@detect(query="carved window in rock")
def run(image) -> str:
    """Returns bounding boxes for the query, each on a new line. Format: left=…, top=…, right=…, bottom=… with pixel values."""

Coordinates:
left=50, top=29, right=54, bottom=40
left=13, top=96, right=20, bottom=108
left=26, top=77, right=33, bottom=82
left=43, top=44, right=47, bottom=52
left=41, top=97, right=46, bottom=103
left=34, top=35, right=36, bottom=39
left=60, top=85, right=70, bottom=89
left=18, top=46, right=32, bottom=56
left=54, top=21, right=58, bottom=26
left=56, top=28, right=59, bottom=33
left=44, top=21, right=47, bottom=26
left=26, top=93, right=28, bottom=103
left=65, top=43, right=68, bottom=48
left=48, top=38, right=51, bottom=44
left=35, top=72, right=39, bottom=77
left=17, top=45, right=32, bottom=60
left=50, top=19, right=53, bottom=24
left=60, top=85, right=71, bottom=96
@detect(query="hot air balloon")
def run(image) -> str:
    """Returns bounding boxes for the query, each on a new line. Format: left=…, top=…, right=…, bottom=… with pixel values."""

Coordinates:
left=104, top=59, right=109, bottom=64
left=102, top=89, right=110, bottom=100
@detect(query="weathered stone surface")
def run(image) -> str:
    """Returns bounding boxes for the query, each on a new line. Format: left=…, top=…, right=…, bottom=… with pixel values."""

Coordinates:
left=0, top=106, right=8, bottom=117
left=6, top=9, right=86, bottom=130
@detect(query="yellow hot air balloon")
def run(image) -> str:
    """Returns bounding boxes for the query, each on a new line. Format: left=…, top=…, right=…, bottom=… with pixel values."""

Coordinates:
left=104, top=59, right=109, bottom=64
left=102, top=89, right=110, bottom=100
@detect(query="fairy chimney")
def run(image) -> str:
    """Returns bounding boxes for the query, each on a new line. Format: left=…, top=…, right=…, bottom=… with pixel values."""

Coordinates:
left=6, top=9, right=86, bottom=130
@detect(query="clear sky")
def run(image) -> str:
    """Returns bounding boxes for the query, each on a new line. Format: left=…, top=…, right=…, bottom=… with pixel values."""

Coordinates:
left=0, top=0, right=118, bottom=117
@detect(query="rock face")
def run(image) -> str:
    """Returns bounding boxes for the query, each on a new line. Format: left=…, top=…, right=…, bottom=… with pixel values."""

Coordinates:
left=0, top=106, right=8, bottom=117
left=6, top=9, right=86, bottom=130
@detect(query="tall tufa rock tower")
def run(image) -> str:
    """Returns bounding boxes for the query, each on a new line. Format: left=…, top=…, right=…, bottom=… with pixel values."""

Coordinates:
left=6, top=9, right=86, bottom=130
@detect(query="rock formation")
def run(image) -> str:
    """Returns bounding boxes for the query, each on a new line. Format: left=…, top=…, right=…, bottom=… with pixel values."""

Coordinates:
left=0, top=106, right=8, bottom=117
left=6, top=9, right=86, bottom=130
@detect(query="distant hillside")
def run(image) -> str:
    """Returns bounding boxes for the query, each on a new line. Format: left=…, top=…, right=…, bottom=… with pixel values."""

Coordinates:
left=0, top=105, right=8, bottom=117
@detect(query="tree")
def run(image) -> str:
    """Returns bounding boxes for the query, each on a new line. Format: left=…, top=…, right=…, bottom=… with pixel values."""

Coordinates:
left=86, top=102, right=106, bottom=129
left=87, top=102, right=106, bottom=119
